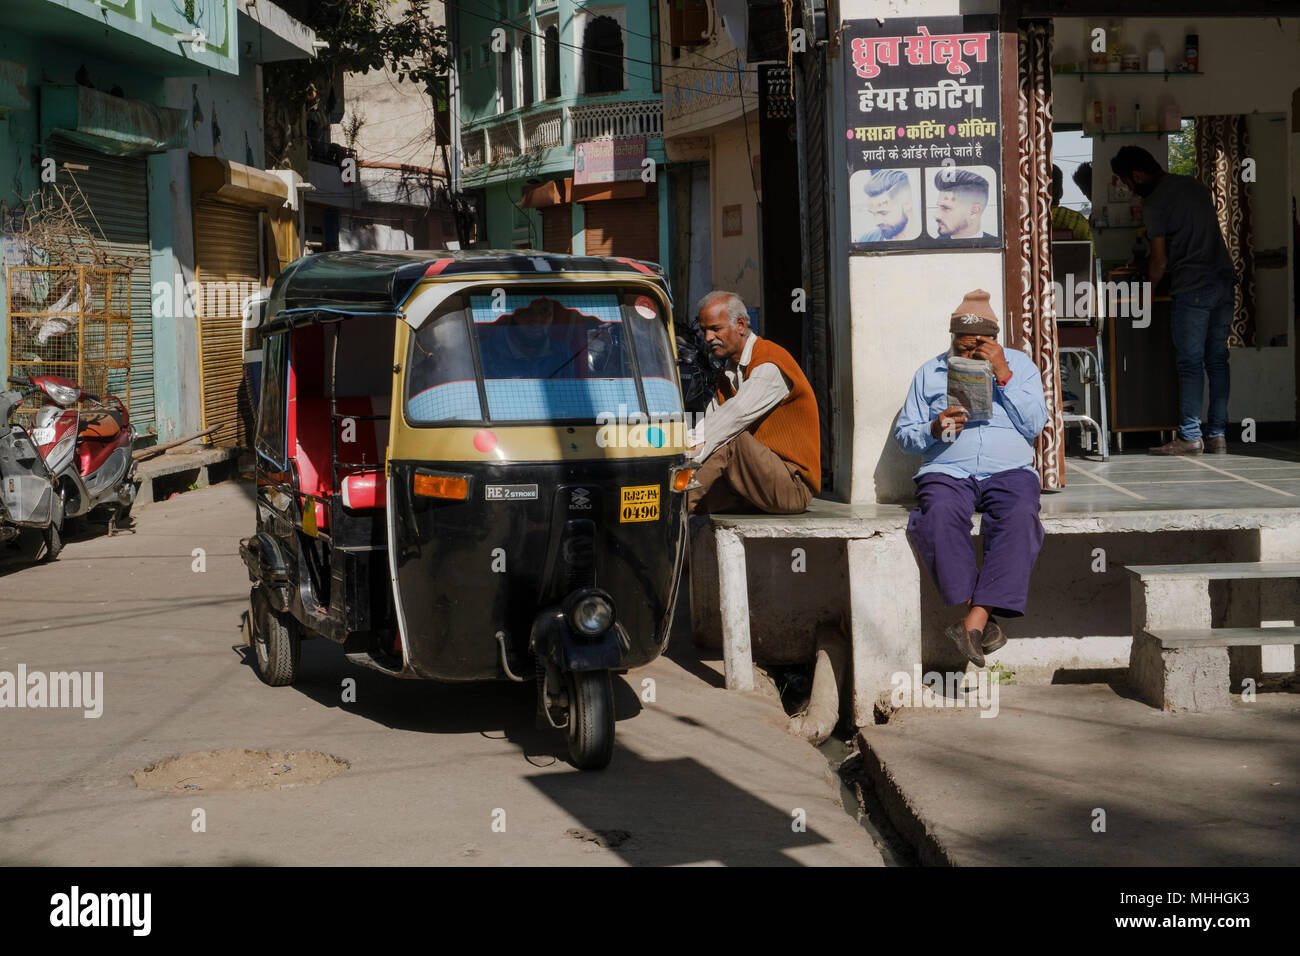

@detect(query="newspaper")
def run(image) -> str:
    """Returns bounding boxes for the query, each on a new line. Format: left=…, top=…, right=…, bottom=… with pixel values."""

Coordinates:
left=946, top=356, right=994, bottom=423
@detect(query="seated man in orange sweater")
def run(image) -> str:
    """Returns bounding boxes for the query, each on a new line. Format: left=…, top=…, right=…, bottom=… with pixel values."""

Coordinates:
left=685, top=291, right=821, bottom=515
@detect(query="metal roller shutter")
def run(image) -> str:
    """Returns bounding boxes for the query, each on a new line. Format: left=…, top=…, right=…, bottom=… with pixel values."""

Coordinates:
left=581, top=190, right=659, bottom=262
left=541, top=203, right=572, bottom=253
left=194, top=199, right=259, bottom=447
left=49, top=139, right=154, bottom=434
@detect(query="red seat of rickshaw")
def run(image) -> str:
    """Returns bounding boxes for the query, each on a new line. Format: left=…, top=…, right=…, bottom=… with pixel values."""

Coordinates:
left=293, top=396, right=389, bottom=528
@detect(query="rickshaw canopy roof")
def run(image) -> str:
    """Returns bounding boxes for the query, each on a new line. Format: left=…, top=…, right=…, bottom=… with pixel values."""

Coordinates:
left=263, top=250, right=669, bottom=334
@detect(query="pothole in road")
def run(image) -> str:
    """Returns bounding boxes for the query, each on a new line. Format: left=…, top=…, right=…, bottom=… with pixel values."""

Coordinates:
left=133, top=749, right=349, bottom=794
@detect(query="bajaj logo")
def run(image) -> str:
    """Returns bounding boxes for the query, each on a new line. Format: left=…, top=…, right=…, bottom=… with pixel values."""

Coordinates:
left=570, top=488, right=592, bottom=510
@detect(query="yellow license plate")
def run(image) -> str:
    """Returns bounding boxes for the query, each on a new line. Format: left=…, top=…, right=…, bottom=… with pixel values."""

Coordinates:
left=619, top=484, right=659, bottom=522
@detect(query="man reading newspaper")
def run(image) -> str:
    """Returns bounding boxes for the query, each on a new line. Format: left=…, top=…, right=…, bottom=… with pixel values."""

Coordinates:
left=893, top=290, right=1049, bottom=667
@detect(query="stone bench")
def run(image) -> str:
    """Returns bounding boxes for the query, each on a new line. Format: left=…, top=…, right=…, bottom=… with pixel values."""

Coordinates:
left=696, top=501, right=1300, bottom=727
left=1127, top=562, right=1300, bottom=712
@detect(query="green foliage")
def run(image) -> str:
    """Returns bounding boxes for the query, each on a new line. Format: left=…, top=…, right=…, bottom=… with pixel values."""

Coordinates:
left=1167, top=119, right=1196, bottom=177
left=988, top=663, right=1017, bottom=686
left=264, top=0, right=450, bottom=167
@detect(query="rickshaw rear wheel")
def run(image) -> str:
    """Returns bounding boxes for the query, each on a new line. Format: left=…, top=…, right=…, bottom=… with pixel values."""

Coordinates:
left=566, top=670, right=614, bottom=771
left=250, top=586, right=301, bottom=687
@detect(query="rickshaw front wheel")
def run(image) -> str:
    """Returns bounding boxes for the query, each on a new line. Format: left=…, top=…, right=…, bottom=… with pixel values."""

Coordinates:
left=566, top=670, right=615, bottom=771
left=250, top=586, right=301, bottom=687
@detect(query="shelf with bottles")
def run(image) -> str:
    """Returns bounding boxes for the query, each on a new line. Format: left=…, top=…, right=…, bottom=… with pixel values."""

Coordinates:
left=1054, top=70, right=1204, bottom=82
left=1082, top=128, right=1175, bottom=139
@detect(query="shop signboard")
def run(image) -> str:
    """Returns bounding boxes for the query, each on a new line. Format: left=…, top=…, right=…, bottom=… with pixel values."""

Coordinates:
left=844, top=16, right=1001, bottom=251
left=574, top=138, right=645, bottom=185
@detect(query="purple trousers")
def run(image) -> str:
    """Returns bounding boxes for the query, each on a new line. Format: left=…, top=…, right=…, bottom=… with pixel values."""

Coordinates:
left=905, top=469, right=1045, bottom=617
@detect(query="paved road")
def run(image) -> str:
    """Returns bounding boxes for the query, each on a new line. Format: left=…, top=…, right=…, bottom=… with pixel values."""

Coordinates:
left=0, top=482, right=882, bottom=866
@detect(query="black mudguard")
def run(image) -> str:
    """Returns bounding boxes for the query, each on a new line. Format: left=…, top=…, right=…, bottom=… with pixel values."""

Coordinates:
left=239, top=532, right=293, bottom=611
left=529, top=608, right=631, bottom=673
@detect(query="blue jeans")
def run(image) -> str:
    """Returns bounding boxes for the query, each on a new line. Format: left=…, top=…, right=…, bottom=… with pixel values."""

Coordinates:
left=1170, top=278, right=1233, bottom=441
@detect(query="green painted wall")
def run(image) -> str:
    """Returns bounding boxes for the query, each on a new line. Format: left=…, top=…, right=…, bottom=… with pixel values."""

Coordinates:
left=0, top=24, right=227, bottom=442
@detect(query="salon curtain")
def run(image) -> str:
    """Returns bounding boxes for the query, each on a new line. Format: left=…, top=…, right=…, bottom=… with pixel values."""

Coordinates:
left=1193, top=115, right=1256, bottom=347
left=1012, top=19, right=1064, bottom=490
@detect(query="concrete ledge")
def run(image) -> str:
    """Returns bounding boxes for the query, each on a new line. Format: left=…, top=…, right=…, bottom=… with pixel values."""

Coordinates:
left=133, top=446, right=242, bottom=508
left=709, top=499, right=1300, bottom=537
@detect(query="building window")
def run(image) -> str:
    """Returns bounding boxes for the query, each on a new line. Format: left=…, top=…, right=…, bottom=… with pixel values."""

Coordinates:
left=668, top=0, right=710, bottom=48
left=498, top=39, right=514, bottom=112
left=544, top=26, right=560, bottom=99
left=582, top=16, right=623, bottom=94
left=461, top=49, right=472, bottom=74
left=521, top=34, right=534, bottom=107
left=649, top=1, right=661, bottom=93
left=480, top=43, right=490, bottom=66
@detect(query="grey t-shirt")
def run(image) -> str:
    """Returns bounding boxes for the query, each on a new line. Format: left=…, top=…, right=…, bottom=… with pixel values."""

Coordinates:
left=1140, top=173, right=1236, bottom=296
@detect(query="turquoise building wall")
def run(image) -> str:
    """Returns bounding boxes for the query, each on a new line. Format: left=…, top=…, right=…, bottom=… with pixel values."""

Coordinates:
left=0, top=0, right=241, bottom=442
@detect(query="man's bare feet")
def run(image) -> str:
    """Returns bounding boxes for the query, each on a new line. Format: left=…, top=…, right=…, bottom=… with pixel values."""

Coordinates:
left=964, top=604, right=990, bottom=633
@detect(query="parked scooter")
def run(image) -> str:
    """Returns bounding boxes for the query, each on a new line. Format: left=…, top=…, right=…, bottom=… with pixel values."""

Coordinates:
left=17, top=374, right=137, bottom=531
left=0, top=379, right=64, bottom=561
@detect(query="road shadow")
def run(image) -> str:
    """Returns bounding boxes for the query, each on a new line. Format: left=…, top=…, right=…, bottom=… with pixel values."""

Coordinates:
left=524, top=746, right=832, bottom=865
left=233, top=621, right=645, bottom=753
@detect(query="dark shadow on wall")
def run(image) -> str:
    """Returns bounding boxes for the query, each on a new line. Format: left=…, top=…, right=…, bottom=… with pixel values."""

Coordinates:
left=917, top=529, right=1262, bottom=653
left=873, top=406, right=921, bottom=505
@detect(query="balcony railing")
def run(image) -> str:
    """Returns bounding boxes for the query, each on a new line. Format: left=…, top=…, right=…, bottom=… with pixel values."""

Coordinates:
left=461, top=100, right=662, bottom=175
left=523, top=109, right=564, bottom=152
left=570, top=100, right=662, bottom=141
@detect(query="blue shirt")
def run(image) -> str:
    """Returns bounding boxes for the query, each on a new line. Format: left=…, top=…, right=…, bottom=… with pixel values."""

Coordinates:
left=893, top=347, right=1048, bottom=481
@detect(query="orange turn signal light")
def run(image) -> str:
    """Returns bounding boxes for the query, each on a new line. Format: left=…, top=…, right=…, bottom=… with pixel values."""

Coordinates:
left=672, top=468, right=696, bottom=493
left=413, top=474, right=469, bottom=499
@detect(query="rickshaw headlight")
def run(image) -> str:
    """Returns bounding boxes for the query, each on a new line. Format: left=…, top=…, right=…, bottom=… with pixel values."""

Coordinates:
left=570, top=594, right=613, bottom=637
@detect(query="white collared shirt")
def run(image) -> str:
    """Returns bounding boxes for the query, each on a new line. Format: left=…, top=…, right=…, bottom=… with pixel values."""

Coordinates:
left=686, top=333, right=791, bottom=462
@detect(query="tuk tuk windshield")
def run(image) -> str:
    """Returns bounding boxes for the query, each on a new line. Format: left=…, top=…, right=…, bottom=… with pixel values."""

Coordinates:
left=406, top=290, right=683, bottom=424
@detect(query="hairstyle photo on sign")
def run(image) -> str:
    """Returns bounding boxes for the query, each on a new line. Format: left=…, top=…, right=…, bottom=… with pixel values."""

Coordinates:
left=850, top=168, right=923, bottom=243
left=927, top=165, right=999, bottom=241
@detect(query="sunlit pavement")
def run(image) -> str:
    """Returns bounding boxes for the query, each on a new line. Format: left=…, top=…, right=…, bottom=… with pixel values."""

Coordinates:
left=0, top=481, right=881, bottom=866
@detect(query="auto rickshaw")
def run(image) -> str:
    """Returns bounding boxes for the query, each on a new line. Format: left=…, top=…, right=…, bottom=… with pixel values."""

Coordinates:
left=240, top=251, right=693, bottom=769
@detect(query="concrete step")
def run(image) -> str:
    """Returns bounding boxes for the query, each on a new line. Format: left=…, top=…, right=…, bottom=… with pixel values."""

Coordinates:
left=1146, top=626, right=1300, bottom=649
left=133, top=445, right=244, bottom=508
left=1126, top=561, right=1300, bottom=581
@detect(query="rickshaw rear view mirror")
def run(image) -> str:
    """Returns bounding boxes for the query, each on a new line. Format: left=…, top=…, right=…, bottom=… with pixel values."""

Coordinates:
left=413, top=471, right=469, bottom=500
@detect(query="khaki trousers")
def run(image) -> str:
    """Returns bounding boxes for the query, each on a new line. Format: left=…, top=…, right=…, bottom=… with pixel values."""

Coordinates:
left=687, top=431, right=813, bottom=515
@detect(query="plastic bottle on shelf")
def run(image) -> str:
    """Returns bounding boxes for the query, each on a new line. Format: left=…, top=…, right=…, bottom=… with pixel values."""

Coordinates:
left=1134, top=103, right=1142, bottom=133
left=1184, top=34, right=1199, bottom=72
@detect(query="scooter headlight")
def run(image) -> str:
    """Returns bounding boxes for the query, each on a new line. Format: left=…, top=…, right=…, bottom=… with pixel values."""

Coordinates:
left=569, top=593, right=613, bottom=637
left=42, top=382, right=81, bottom=406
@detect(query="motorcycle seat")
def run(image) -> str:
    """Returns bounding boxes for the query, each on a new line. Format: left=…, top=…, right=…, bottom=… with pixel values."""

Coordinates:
left=78, top=410, right=122, bottom=440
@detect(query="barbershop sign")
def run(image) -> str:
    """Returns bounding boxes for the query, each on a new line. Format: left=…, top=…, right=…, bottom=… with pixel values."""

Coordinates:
left=844, top=16, right=1001, bottom=251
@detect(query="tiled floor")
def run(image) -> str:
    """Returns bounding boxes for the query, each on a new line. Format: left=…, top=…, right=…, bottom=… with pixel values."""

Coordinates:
left=1047, top=440, right=1300, bottom=513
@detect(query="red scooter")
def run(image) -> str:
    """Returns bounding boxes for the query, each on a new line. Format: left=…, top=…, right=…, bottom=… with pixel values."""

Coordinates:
left=1, top=379, right=64, bottom=560
left=18, top=374, right=137, bottom=531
